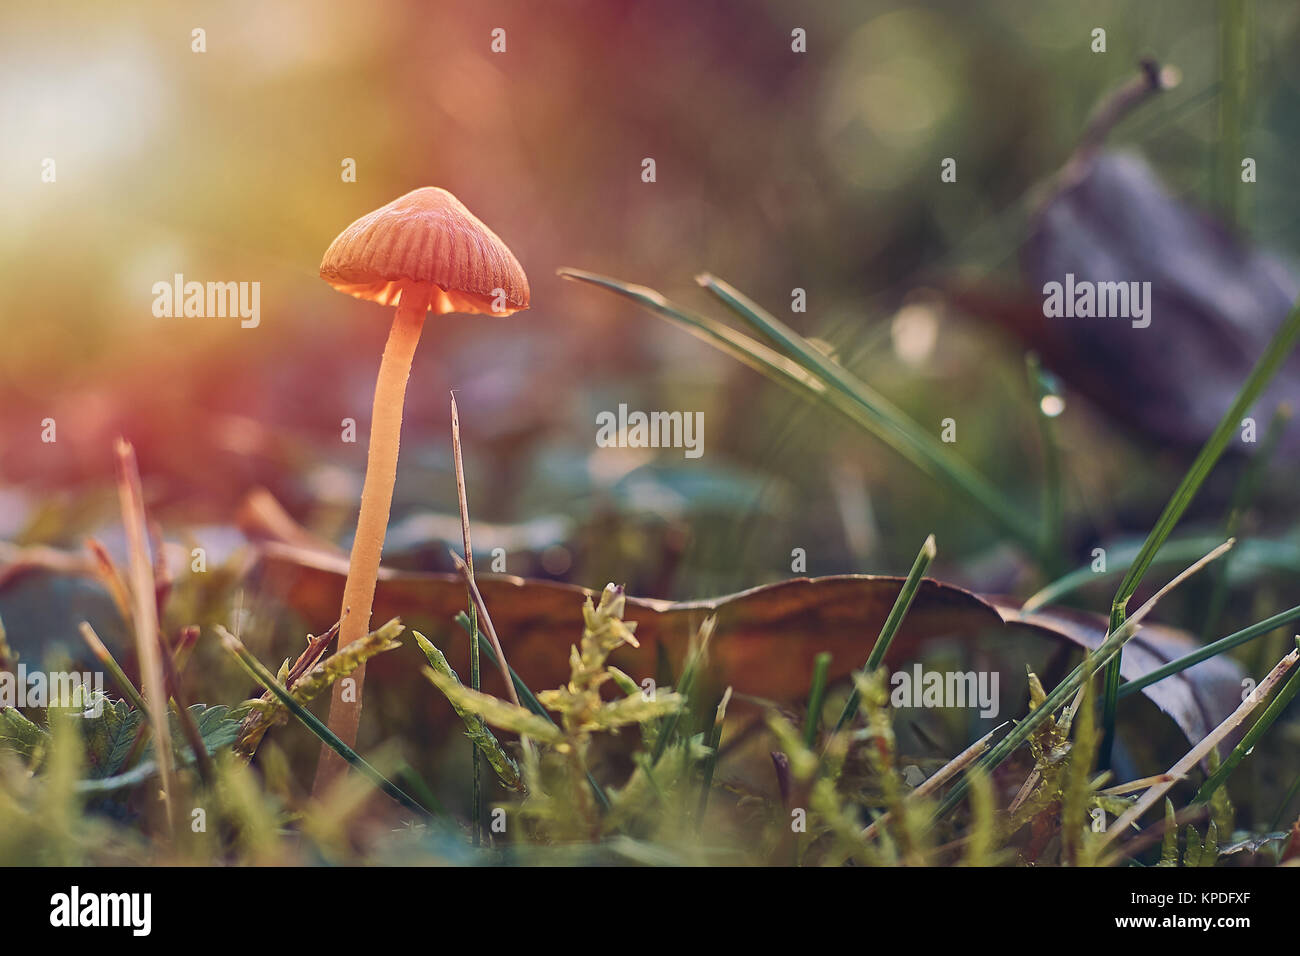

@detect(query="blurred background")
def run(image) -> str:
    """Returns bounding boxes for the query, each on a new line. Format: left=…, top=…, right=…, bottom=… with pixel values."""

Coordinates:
left=8, top=0, right=1300, bottom=828
left=3, top=0, right=1300, bottom=620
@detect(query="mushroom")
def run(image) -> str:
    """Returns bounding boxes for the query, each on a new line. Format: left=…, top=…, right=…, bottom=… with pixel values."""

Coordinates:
left=313, top=187, right=529, bottom=790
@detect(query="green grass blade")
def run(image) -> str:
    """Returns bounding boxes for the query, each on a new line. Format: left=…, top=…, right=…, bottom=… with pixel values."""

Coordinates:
left=1101, top=296, right=1300, bottom=766
left=216, top=626, right=433, bottom=819
left=935, top=540, right=1231, bottom=821
left=696, top=687, right=731, bottom=829
left=1194, top=640, right=1300, bottom=804
left=558, top=267, right=1040, bottom=553
left=1119, top=603, right=1300, bottom=699
left=802, top=652, right=832, bottom=749
left=557, top=268, right=825, bottom=398
left=1218, top=0, right=1253, bottom=226
left=453, top=612, right=611, bottom=811
left=1202, top=404, right=1291, bottom=639
left=651, top=618, right=715, bottom=765
left=696, top=273, right=1039, bottom=551
left=79, top=621, right=150, bottom=716
left=1020, top=534, right=1300, bottom=613
left=831, top=534, right=937, bottom=737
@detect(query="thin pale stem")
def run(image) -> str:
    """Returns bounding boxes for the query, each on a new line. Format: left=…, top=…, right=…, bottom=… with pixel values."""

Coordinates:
left=313, top=289, right=426, bottom=795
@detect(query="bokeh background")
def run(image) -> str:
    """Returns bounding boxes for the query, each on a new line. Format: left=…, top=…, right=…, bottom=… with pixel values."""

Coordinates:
left=4, top=3, right=1300, bottom=665
left=7, top=0, right=1300, bottom=830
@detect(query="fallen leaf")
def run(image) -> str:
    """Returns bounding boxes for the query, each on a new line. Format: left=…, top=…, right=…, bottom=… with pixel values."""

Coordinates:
left=1017, top=151, right=1300, bottom=452
left=987, top=600, right=1244, bottom=746
left=250, top=540, right=1242, bottom=748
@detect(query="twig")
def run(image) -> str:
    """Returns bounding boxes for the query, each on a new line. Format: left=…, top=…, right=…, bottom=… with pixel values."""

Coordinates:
left=1100, top=646, right=1299, bottom=852
left=1008, top=769, right=1041, bottom=817
left=1100, top=803, right=1210, bottom=868
left=1101, top=774, right=1178, bottom=797
left=84, top=537, right=132, bottom=622
left=1195, top=640, right=1300, bottom=803
left=113, top=438, right=176, bottom=831
left=155, top=625, right=216, bottom=789
left=1063, top=58, right=1175, bottom=184
left=936, top=538, right=1234, bottom=820
left=79, top=622, right=149, bottom=716
left=0, top=541, right=95, bottom=589
left=863, top=722, right=1005, bottom=842
left=450, top=391, right=483, bottom=847
left=449, top=551, right=521, bottom=708
left=217, top=626, right=431, bottom=818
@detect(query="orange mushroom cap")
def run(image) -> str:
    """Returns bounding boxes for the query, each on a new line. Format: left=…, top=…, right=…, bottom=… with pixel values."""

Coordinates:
left=320, top=187, right=530, bottom=316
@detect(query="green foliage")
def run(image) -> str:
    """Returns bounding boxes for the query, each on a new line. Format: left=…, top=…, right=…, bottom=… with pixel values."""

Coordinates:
left=0, top=614, right=15, bottom=671
left=0, top=554, right=1292, bottom=866
left=423, top=670, right=564, bottom=746
left=1158, top=799, right=1179, bottom=866
left=559, top=268, right=1040, bottom=552
left=414, top=632, right=522, bottom=791
left=424, top=584, right=686, bottom=843
left=235, top=618, right=404, bottom=757
left=0, top=583, right=1290, bottom=865
left=218, top=623, right=432, bottom=818
left=832, top=534, right=935, bottom=735
left=0, top=706, right=44, bottom=762
left=2, top=685, right=244, bottom=795
left=1102, top=296, right=1300, bottom=762
left=991, top=669, right=1125, bottom=865
left=1182, top=822, right=1219, bottom=867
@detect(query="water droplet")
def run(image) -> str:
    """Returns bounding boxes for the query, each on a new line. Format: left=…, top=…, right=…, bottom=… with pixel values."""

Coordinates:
left=1040, top=394, right=1066, bottom=417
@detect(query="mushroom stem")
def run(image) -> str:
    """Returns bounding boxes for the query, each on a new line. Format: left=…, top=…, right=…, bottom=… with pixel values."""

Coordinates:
left=313, top=290, right=426, bottom=793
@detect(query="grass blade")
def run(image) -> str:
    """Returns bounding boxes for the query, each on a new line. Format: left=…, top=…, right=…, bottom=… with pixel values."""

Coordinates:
left=831, top=534, right=937, bottom=737
left=1119, top=603, right=1300, bottom=698
left=802, top=653, right=832, bottom=749
left=1101, top=295, right=1300, bottom=766
left=450, top=392, right=483, bottom=846
left=558, top=268, right=1039, bottom=552
left=452, top=612, right=611, bottom=811
left=1201, top=403, right=1291, bottom=639
left=449, top=552, right=521, bottom=708
left=1218, top=0, right=1253, bottom=226
left=1100, top=643, right=1298, bottom=858
left=216, top=625, right=432, bottom=818
left=935, top=539, right=1233, bottom=821
left=696, top=686, right=732, bottom=829
left=696, top=273, right=1039, bottom=551
left=651, top=617, right=716, bottom=765
left=78, top=621, right=149, bottom=716
left=113, top=438, right=176, bottom=829
left=557, top=267, right=823, bottom=399
left=1020, top=534, right=1300, bottom=613
left=1194, top=639, right=1300, bottom=804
